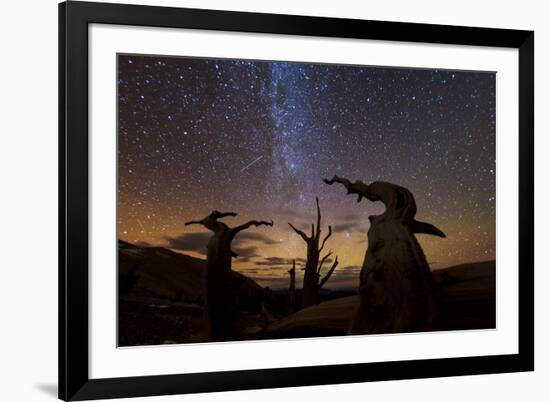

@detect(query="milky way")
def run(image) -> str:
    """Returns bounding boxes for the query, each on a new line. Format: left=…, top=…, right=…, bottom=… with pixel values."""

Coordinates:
left=118, top=54, right=495, bottom=288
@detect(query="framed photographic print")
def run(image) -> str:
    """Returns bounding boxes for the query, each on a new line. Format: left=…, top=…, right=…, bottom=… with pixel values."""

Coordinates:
left=59, top=1, right=534, bottom=400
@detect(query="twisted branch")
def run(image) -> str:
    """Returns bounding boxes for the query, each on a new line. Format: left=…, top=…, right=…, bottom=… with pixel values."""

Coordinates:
left=319, top=225, right=332, bottom=252
left=212, top=211, right=238, bottom=219
left=184, top=220, right=203, bottom=226
left=184, top=211, right=237, bottom=226
left=288, top=222, right=310, bottom=242
left=319, top=256, right=339, bottom=289
left=232, top=219, right=274, bottom=235
left=323, top=175, right=370, bottom=202
left=318, top=251, right=333, bottom=274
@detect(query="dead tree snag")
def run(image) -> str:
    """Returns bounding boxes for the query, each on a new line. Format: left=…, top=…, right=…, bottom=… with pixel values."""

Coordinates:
left=288, top=198, right=339, bottom=308
left=185, top=211, right=273, bottom=340
left=324, top=176, right=445, bottom=334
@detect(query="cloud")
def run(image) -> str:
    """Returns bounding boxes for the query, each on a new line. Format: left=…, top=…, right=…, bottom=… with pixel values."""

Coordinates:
left=271, top=207, right=311, bottom=221
left=255, top=257, right=294, bottom=266
left=233, top=246, right=260, bottom=258
left=164, top=228, right=279, bottom=257
left=255, top=256, right=306, bottom=268
left=233, top=231, right=280, bottom=245
left=341, top=265, right=362, bottom=272
left=254, top=266, right=289, bottom=273
left=241, top=263, right=363, bottom=289
left=336, top=213, right=362, bottom=221
left=333, top=222, right=362, bottom=233
left=164, top=232, right=210, bottom=254
left=237, top=268, right=262, bottom=275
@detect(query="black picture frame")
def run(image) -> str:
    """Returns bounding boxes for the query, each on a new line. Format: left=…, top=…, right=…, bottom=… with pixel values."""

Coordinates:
left=59, top=1, right=534, bottom=400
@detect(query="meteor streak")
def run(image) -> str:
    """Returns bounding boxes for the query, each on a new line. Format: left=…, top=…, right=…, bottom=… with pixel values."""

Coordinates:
left=240, top=155, right=263, bottom=172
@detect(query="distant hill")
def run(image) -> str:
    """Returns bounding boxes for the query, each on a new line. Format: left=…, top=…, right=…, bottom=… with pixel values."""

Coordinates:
left=118, top=240, right=270, bottom=312
left=431, top=260, right=496, bottom=331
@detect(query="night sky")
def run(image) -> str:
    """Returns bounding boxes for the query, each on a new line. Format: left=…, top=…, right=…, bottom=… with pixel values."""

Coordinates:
left=118, top=54, right=495, bottom=289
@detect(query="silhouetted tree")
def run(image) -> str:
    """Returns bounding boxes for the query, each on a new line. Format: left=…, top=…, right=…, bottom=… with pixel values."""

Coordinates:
left=288, top=259, right=296, bottom=314
left=288, top=197, right=339, bottom=308
left=324, top=176, right=445, bottom=334
left=185, top=211, right=273, bottom=340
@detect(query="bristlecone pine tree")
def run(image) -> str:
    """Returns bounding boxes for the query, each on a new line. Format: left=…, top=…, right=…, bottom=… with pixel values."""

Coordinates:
left=185, top=211, right=273, bottom=341
left=287, top=259, right=296, bottom=314
left=324, top=176, right=445, bottom=334
left=288, top=197, right=339, bottom=308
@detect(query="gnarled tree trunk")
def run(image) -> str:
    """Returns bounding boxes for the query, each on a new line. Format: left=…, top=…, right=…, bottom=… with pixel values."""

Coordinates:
left=324, top=176, right=445, bottom=334
left=185, top=211, right=273, bottom=340
left=289, top=198, right=339, bottom=308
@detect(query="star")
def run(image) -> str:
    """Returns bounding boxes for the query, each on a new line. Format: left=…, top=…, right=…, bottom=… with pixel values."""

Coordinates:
left=117, top=54, right=496, bottom=287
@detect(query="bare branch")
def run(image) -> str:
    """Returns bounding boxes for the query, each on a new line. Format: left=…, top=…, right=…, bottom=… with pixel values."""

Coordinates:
left=319, top=256, right=339, bottom=289
left=317, top=251, right=333, bottom=274
left=212, top=211, right=238, bottom=219
left=319, top=225, right=332, bottom=252
left=410, top=219, right=446, bottom=238
left=288, top=222, right=310, bottom=242
left=184, top=220, right=203, bottom=226
left=323, top=175, right=370, bottom=203
left=185, top=210, right=237, bottom=227
left=323, top=175, right=352, bottom=187
left=232, top=219, right=274, bottom=235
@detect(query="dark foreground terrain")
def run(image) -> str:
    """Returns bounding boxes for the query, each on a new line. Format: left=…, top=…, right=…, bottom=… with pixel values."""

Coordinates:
left=118, top=240, right=495, bottom=346
left=262, top=261, right=496, bottom=338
